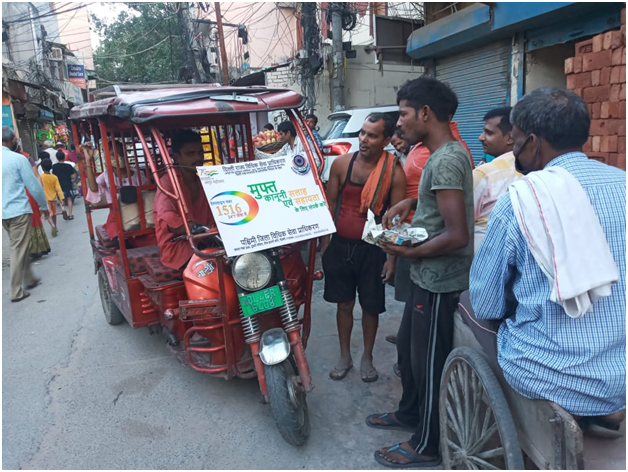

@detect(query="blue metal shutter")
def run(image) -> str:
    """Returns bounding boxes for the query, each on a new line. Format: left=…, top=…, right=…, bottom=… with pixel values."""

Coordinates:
left=435, top=41, right=511, bottom=164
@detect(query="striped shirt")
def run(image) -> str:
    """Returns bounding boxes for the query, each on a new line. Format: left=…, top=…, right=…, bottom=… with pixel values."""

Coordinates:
left=470, top=152, right=626, bottom=416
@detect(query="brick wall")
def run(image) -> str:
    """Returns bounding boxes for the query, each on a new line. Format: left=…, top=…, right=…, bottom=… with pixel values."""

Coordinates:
left=564, top=8, right=626, bottom=170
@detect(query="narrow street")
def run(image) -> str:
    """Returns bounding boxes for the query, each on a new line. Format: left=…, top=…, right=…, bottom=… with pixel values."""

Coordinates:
left=2, top=199, right=416, bottom=470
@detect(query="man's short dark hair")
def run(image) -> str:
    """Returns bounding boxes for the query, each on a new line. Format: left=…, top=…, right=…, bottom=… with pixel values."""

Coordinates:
left=2, top=126, right=15, bottom=143
left=510, top=88, right=590, bottom=150
left=277, top=121, right=296, bottom=136
left=365, top=112, right=396, bottom=138
left=483, top=106, right=513, bottom=135
left=171, top=129, right=202, bottom=154
left=41, top=158, right=53, bottom=172
left=397, top=77, right=459, bottom=122
left=263, top=123, right=274, bottom=131
left=56, top=150, right=66, bottom=161
left=305, top=114, right=318, bottom=125
left=393, top=128, right=404, bottom=139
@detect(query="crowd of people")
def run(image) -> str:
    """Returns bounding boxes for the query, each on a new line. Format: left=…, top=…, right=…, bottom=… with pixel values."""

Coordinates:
left=2, top=129, right=79, bottom=302
left=3, top=76, right=625, bottom=468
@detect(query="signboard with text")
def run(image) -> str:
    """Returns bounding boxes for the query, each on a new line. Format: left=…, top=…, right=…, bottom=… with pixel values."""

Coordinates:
left=198, top=154, right=336, bottom=257
left=67, top=64, right=86, bottom=89
left=2, top=105, right=13, bottom=129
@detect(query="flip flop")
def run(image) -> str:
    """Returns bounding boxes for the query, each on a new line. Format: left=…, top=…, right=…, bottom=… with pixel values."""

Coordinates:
left=25, top=279, right=41, bottom=290
left=366, top=413, right=416, bottom=432
left=385, top=334, right=397, bottom=344
left=68, top=215, right=74, bottom=220
left=374, top=444, right=442, bottom=469
left=11, top=292, right=30, bottom=303
left=361, top=367, right=379, bottom=383
left=329, top=364, right=353, bottom=380
left=62, top=210, right=69, bottom=220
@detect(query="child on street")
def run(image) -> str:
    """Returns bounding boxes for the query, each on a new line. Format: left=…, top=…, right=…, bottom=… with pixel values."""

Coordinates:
left=40, top=158, right=64, bottom=237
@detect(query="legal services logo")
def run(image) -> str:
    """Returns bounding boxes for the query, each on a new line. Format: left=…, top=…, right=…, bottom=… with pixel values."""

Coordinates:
left=200, top=168, right=224, bottom=183
left=291, top=154, right=310, bottom=175
left=207, top=170, right=219, bottom=177
left=210, top=191, right=259, bottom=226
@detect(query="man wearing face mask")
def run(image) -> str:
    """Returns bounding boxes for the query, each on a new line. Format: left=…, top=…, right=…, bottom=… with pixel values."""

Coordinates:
left=470, top=88, right=626, bottom=436
left=473, top=106, right=521, bottom=251
left=2, top=127, right=49, bottom=302
left=153, top=129, right=214, bottom=271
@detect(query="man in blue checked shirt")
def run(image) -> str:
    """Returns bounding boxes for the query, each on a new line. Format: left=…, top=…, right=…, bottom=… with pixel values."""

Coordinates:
left=470, top=88, right=626, bottom=434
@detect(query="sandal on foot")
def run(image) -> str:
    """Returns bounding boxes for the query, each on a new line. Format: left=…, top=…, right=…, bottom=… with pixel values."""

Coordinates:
left=25, top=279, right=41, bottom=290
left=329, top=364, right=353, bottom=380
left=361, top=367, right=379, bottom=383
left=62, top=210, right=69, bottom=220
left=374, top=444, right=442, bottom=469
left=11, top=292, right=30, bottom=303
left=385, top=334, right=397, bottom=344
left=366, top=413, right=416, bottom=432
left=68, top=215, right=74, bottom=220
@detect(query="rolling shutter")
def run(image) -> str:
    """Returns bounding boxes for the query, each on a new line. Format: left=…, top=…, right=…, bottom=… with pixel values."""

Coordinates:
left=435, top=41, right=511, bottom=164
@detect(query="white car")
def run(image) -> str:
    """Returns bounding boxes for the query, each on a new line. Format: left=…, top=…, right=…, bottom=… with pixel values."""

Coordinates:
left=319, top=105, right=400, bottom=182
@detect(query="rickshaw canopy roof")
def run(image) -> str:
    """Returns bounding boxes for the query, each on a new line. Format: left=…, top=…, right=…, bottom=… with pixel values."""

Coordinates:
left=69, top=85, right=305, bottom=123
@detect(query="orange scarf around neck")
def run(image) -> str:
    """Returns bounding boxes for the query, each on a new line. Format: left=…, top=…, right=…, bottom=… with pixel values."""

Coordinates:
left=360, top=151, right=399, bottom=216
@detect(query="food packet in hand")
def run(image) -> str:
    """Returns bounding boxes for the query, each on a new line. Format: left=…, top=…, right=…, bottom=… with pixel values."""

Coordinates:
left=362, top=211, right=428, bottom=247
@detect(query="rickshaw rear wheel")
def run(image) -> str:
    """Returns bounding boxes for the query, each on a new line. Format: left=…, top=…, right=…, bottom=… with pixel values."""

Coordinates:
left=265, top=357, right=310, bottom=446
left=440, top=347, right=524, bottom=470
left=98, top=267, right=124, bottom=326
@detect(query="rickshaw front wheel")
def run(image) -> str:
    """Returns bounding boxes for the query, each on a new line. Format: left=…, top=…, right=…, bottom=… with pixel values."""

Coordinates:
left=98, top=267, right=124, bottom=326
left=439, top=347, right=524, bottom=470
left=265, top=356, right=310, bottom=446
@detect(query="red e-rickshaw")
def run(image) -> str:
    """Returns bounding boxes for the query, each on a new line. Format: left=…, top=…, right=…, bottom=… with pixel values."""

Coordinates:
left=70, top=85, right=326, bottom=446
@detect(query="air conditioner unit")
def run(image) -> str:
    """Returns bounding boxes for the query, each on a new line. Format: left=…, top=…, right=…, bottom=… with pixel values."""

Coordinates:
left=49, top=47, right=63, bottom=61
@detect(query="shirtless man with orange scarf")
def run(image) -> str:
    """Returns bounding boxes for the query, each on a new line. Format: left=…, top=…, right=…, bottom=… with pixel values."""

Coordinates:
left=321, top=113, right=406, bottom=383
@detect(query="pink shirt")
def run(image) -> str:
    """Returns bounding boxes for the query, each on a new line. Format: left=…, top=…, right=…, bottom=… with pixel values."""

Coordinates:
left=86, top=171, right=147, bottom=205
left=153, top=171, right=214, bottom=270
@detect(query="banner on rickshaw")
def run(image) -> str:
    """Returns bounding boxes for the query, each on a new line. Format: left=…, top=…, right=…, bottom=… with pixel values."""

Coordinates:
left=198, top=154, right=336, bottom=256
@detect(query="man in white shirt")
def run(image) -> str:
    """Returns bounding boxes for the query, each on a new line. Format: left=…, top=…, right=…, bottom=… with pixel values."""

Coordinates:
left=254, top=121, right=321, bottom=171
left=474, top=106, right=521, bottom=251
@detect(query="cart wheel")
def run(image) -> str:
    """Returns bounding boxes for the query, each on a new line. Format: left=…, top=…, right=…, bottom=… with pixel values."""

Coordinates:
left=440, top=347, right=524, bottom=470
left=98, top=267, right=124, bottom=326
left=265, top=357, right=310, bottom=446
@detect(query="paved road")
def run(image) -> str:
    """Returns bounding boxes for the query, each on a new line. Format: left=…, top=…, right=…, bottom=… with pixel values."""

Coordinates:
left=2, top=199, right=425, bottom=470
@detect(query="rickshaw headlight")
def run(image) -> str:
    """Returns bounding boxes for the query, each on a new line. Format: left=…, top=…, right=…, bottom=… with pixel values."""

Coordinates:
left=232, top=253, right=273, bottom=291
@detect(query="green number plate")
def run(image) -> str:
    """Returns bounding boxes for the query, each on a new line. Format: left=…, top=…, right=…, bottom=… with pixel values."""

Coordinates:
left=239, top=286, right=284, bottom=317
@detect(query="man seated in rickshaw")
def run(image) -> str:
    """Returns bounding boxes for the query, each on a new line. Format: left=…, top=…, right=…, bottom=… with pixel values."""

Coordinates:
left=153, top=129, right=214, bottom=271
left=469, top=88, right=626, bottom=436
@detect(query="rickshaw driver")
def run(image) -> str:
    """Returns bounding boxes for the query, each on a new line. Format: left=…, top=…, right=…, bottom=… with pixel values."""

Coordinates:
left=469, top=88, right=626, bottom=436
left=153, top=129, right=214, bottom=271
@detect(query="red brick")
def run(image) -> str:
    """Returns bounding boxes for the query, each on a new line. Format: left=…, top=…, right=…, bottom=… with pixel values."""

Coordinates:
left=608, top=153, right=619, bottom=167
left=601, top=135, right=619, bottom=152
left=621, top=101, right=627, bottom=119
left=619, top=136, right=626, bottom=153
left=592, top=135, right=601, bottom=152
left=592, top=102, right=602, bottom=119
left=591, top=70, right=600, bottom=86
left=576, top=38, right=594, bottom=56
left=623, top=49, right=626, bottom=65
left=583, top=137, right=593, bottom=153
left=590, top=119, right=621, bottom=135
left=603, top=31, right=613, bottom=50
left=621, top=65, right=626, bottom=82
left=567, top=72, right=592, bottom=89
left=601, top=101, right=620, bottom=118
left=621, top=84, right=626, bottom=100
left=582, top=50, right=613, bottom=71
left=610, top=66, right=625, bottom=84
left=620, top=120, right=626, bottom=136
left=588, top=152, right=609, bottom=163
left=583, top=85, right=611, bottom=103
left=622, top=8, right=626, bottom=26
left=611, top=30, right=624, bottom=49
left=573, top=87, right=583, bottom=98
left=601, top=66, right=612, bottom=85
left=611, top=84, right=622, bottom=101
left=574, top=55, right=583, bottom=73
left=618, top=153, right=626, bottom=170
left=612, top=47, right=624, bottom=65
left=593, top=34, right=604, bottom=52
left=565, top=57, right=575, bottom=75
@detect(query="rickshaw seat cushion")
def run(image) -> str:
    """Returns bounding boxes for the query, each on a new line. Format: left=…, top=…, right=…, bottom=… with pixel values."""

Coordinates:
left=117, top=245, right=160, bottom=275
left=96, top=225, right=117, bottom=248
left=144, top=257, right=183, bottom=283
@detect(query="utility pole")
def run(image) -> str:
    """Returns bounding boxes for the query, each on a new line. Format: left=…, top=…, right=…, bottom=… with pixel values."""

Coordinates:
left=331, top=3, right=345, bottom=111
left=177, top=2, right=203, bottom=83
left=214, top=2, right=230, bottom=85
left=301, top=2, right=319, bottom=114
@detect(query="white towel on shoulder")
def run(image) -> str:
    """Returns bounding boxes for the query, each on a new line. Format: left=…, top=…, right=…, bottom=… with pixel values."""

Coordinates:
left=509, top=167, right=619, bottom=319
